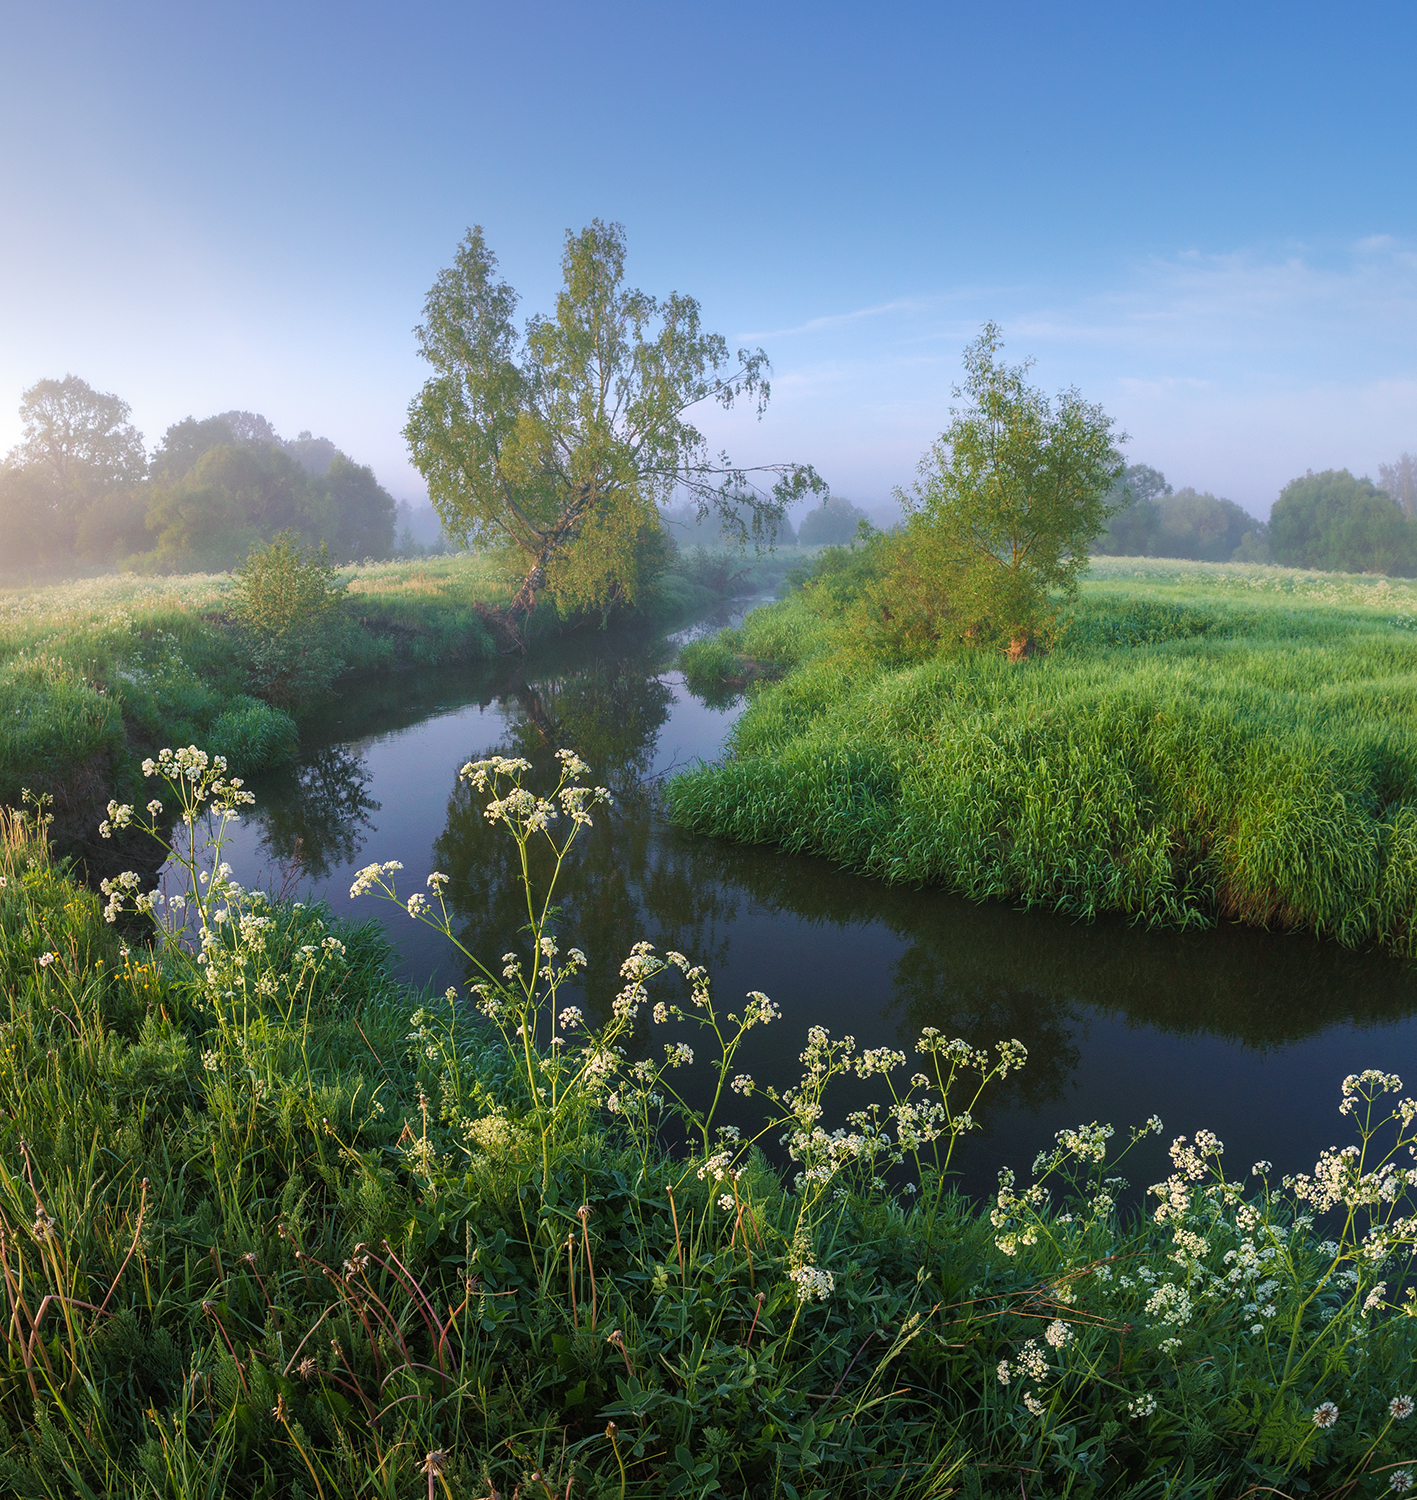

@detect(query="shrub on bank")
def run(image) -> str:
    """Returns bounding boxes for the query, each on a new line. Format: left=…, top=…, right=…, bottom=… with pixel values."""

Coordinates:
left=0, top=755, right=1413, bottom=1496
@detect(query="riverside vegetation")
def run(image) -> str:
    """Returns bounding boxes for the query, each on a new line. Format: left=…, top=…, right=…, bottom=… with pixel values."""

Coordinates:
left=0, top=748, right=1413, bottom=1497
left=0, top=542, right=781, bottom=855
left=671, top=550, right=1417, bottom=958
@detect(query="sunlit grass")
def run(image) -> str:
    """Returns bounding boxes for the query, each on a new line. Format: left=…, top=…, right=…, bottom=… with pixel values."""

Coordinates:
left=0, top=555, right=513, bottom=812
left=670, top=557, right=1417, bottom=954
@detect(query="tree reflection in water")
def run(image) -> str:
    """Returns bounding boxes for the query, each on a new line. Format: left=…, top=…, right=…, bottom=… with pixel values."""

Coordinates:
left=233, top=605, right=1417, bottom=1191
left=252, top=745, right=381, bottom=881
left=433, top=644, right=734, bottom=1028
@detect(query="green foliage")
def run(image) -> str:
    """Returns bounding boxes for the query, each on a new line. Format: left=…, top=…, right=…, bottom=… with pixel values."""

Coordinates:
left=143, top=443, right=312, bottom=572
left=1152, top=487, right=1260, bottom=561
left=900, top=323, right=1125, bottom=655
left=797, top=494, right=869, bottom=547
left=233, top=531, right=347, bottom=708
left=8, top=374, right=147, bottom=493
left=206, top=695, right=300, bottom=774
left=234, top=530, right=343, bottom=637
left=0, top=380, right=398, bottom=579
left=1379, top=452, right=1417, bottom=516
left=4, top=759, right=1417, bottom=1497
left=148, top=414, right=237, bottom=483
left=309, top=452, right=398, bottom=561
left=1094, top=462, right=1171, bottom=555
left=0, top=464, right=72, bottom=575
left=670, top=558, right=1417, bottom=955
left=0, top=377, right=149, bottom=574
left=404, top=221, right=822, bottom=618
left=1270, top=468, right=1417, bottom=575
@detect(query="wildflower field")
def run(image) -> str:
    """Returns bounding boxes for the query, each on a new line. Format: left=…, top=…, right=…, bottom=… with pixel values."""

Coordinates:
left=670, top=556, right=1417, bottom=956
left=0, top=745, right=1414, bottom=1497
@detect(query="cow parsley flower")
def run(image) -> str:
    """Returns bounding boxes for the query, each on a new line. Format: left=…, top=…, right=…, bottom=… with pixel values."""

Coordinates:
left=1044, top=1319, right=1072, bottom=1349
left=790, top=1265, right=834, bottom=1302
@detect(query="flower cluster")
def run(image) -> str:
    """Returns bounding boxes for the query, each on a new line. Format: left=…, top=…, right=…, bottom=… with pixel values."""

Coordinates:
left=789, top=1264, right=834, bottom=1302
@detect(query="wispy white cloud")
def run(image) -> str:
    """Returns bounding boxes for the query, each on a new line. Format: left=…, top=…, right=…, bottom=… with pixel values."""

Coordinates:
left=737, top=297, right=932, bottom=341
left=726, top=238, right=1417, bottom=511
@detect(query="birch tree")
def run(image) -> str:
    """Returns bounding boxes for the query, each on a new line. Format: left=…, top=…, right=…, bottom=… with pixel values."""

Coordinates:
left=404, top=221, right=821, bottom=623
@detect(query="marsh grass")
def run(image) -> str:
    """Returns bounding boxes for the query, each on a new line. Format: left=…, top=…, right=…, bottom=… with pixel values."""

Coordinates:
left=0, top=752, right=1415, bottom=1495
left=669, top=557, right=1417, bottom=954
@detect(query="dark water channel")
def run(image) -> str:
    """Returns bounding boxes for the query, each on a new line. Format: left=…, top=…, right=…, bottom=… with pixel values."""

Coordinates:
left=200, top=601, right=1417, bottom=1202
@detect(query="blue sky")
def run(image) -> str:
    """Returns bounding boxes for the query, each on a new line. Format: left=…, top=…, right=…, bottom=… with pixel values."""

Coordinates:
left=3, top=1, right=1416, bottom=519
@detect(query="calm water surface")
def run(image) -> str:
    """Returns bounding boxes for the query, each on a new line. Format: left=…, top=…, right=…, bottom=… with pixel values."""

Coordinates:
left=198, top=602, right=1417, bottom=1200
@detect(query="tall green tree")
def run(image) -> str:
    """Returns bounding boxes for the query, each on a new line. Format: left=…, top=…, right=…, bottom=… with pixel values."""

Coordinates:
left=8, top=374, right=147, bottom=492
left=307, top=453, right=397, bottom=560
left=2, top=376, right=147, bottom=567
left=901, top=323, right=1124, bottom=658
left=1270, top=469, right=1416, bottom=574
left=1153, top=487, right=1258, bottom=562
left=798, top=494, right=871, bottom=547
left=404, top=220, right=822, bottom=620
left=150, top=415, right=237, bottom=483
left=1378, top=453, right=1417, bottom=517
left=1094, top=462, right=1169, bottom=555
left=143, top=443, right=311, bottom=572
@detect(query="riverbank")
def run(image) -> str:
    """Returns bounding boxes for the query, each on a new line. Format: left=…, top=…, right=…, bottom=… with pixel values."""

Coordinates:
left=1, top=769, right=1413, bottom=1498
left=0, top=549, right=785, bottom=863
left=669, top=556, right=1417, bottom=957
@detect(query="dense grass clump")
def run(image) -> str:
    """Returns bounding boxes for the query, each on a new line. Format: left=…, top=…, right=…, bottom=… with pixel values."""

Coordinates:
left=668, top=557, right=1417, bottom=955
left=1, top=754, right=1415, bottom=1496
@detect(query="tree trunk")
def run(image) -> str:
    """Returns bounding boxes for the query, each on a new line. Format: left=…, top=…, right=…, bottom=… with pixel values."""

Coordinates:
left=510, top=557, right=548, bottom=617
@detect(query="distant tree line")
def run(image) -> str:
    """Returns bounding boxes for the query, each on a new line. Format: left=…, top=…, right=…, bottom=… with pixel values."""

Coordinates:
left=0, top=375, right=398, bottom=577
left=1097, top=458, right=1417, bottom=574
left=661, top=493, right=877, bottom=551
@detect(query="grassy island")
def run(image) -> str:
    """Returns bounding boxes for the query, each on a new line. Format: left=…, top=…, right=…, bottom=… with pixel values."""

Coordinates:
left=670, top=556, right=1417, bottom=957
left=0, top=748, right=1413, bottom=1497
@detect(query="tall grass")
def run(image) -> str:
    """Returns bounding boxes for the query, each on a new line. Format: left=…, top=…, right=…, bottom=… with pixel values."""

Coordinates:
left=668, top=558, right=1417, bottom=955
left=0, top=754, right=1415, bottom=1495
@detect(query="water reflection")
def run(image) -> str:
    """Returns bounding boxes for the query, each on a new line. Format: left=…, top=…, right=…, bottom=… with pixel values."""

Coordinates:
left=253, top=745, right=381, bottom=880
left=214, top=606, right=1417, bottom=1198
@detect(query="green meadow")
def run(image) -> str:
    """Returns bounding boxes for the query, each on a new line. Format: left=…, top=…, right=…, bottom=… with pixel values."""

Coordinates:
left=670, top=556, right=1417, bottom=955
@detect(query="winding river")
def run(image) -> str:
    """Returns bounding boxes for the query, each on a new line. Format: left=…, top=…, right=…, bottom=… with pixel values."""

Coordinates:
left=200, top=599, right=1417, bottom=1201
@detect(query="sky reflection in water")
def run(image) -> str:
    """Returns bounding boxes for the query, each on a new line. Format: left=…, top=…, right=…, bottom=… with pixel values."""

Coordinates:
left=202, top=606, right=1417, bottom=1201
